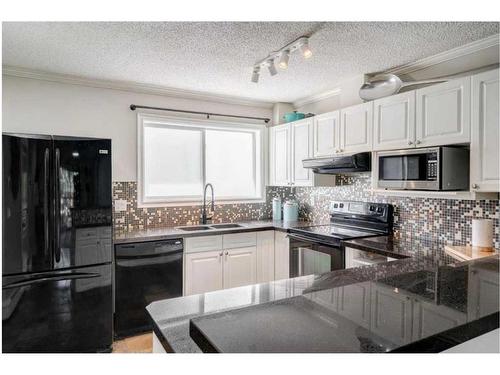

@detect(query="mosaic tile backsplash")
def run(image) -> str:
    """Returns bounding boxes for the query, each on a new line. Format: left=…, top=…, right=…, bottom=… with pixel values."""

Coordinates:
left=113, top=177, right=499, bottom=248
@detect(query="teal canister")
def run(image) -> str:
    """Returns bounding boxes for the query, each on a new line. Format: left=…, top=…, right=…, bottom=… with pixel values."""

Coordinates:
left=283, top=200, right=299, bottom=222
left=272, top=197, right=282, bottom=221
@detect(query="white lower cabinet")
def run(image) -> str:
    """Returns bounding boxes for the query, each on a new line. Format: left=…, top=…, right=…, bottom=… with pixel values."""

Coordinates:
left=337, top=281, right=371, bottom=328
left=256, top=231, right=275, bottom=283
left=184, top=250, right=224, bottom=295
left=467, top=265, right=500, bottom=320
left=184, top=231, right=275, bottom=295
left=412, top=298, right=466, bottom=340
left=223, top=246, right=257, bottom=289
left=370, top=282, right=413, bottom=345
left=274, top=231, right=290, bottom=280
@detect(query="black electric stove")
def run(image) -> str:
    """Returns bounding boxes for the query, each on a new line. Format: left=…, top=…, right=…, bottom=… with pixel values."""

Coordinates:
left=287, top=201, right=393, bottom=277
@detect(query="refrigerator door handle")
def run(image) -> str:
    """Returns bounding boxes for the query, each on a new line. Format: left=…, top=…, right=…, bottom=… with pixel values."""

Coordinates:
left=44, top=148, right=50, bottom=259
left=2, top=272, right=100, bottom=289
left=54, top=148, right=61, bottom=263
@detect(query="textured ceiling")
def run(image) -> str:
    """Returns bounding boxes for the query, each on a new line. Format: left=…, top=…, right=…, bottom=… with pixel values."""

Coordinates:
left=2, top=22, right=499, bottom=103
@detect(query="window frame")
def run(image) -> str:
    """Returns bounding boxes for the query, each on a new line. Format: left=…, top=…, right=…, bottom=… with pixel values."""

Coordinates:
left=137, top=113, right=267, bottom=207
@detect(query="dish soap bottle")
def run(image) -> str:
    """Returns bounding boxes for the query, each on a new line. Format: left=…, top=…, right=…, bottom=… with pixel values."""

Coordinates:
left=272, top=197, right=282, bottom=221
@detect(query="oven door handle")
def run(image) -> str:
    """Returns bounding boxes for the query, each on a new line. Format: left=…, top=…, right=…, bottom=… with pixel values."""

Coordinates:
left=286, top=233, right=338, bottom=247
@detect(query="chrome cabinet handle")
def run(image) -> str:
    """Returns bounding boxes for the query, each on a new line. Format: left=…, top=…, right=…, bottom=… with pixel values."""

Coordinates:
left=472, top=183, right=479, bottom=189
left=407, top=140, right=413, bottom=145
left=415, top=140, right=421, bottom=145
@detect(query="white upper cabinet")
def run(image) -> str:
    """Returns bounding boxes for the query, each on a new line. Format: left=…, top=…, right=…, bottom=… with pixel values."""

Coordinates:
left=313, top=111, right=340, bottom=157
left=415, top=77, right=471, bottom=147
left=373, top=91, right=416, bottom=151
left=269, top=123, right=291, bottom=186
left=291, top=118, right=313, bottom=186
left=269, top=118, right=313, bottom=186
left=340, top=102, right=373, bottom=154
left=470, top=69, right=500, bottom=192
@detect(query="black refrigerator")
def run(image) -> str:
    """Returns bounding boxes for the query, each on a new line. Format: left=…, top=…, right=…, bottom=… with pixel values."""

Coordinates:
left=2, top=133, right=113, bottom=353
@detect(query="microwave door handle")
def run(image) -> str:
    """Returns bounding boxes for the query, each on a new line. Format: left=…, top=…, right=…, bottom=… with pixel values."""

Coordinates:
left=403, top=156, right=408, bottom=181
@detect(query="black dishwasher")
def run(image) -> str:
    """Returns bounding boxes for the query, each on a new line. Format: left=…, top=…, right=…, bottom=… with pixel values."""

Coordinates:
left=114, top=239, right=183, bottom=338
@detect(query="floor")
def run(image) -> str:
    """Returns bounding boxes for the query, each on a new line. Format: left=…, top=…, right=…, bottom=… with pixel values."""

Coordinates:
left=112, top=332, right=153, bottom=353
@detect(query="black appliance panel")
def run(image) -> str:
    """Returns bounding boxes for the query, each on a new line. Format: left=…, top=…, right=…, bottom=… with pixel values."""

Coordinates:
left=53, top=138, right=112, bottom=269
left=2, top=134, right=53, bottom=275
left=114, top=239, right=183, bottom=338
left=2, top=264, right=112, bottom=353
left=288, top=234, right=344, bottom=278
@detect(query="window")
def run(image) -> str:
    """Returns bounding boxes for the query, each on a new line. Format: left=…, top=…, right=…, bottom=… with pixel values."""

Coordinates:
left=138, top=114, right=266, bottom=206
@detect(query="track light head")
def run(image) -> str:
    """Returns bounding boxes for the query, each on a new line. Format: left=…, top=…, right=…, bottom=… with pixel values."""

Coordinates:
left=267, top=59, right=277, bottom=76
left=300, top=39, right=312, bottom=59
left=251, top=67, right=260, bottom=83
left=278, top=51, right=290, bottom=70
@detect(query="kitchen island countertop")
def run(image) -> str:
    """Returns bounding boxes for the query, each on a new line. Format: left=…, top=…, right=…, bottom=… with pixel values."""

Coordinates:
left=146, top=230, right=499, bottom=353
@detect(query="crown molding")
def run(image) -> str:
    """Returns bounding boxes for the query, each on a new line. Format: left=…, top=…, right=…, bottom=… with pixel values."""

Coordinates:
left=292, top=88, right=341, bottom=108
left=386, top=33, right=500, bottom=76
left=2, top=65, right=274, bottom=109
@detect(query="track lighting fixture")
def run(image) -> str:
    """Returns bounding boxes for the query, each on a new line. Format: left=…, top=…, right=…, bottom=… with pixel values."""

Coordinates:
left=278, top=51, right=290, bottom=70
left=250, top=36, right=313, bottom=83
left=251, top=67, right=260, bottom=83
left=300, top=39, right=312, bottom=59
left=267, top=59, right=277, bottom=76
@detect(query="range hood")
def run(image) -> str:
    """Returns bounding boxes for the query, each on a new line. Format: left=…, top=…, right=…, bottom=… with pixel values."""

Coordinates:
left=302, top=152, right=371, bottom=174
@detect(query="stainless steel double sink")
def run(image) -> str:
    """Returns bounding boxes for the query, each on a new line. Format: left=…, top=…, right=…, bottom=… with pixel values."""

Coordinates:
left=176, top=223, right=244, bottom=231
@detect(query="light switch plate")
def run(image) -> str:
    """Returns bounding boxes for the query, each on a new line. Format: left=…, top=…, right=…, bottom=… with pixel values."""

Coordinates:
left=114, top=199, right=128, bottom=212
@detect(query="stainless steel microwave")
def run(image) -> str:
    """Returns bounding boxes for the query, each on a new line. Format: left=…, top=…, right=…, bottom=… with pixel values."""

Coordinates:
left=377, top=146, right=469, bottom=191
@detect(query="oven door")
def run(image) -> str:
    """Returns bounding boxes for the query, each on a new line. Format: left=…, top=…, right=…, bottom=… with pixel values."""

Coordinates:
left=288, top=233, right=344, bottom=278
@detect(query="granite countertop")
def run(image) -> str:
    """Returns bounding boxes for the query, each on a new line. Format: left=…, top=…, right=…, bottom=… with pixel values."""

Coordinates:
left=146, top=229, right=500, bottom=353
left=114, top=219, right=314, bottom=244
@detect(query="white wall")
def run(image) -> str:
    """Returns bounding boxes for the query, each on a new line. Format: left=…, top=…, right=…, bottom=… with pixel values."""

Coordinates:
left=2, top=75, right=272, bottom=181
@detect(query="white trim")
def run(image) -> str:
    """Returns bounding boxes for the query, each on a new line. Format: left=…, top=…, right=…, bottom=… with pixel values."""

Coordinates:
left=293, top=88, right=341, bottom=108
left=136, top=113, right=267, bottom=207
left=2, top=65, right=274, bottom=109
left=290, top=34, right=500, bottom=109
left=386, top=34, right=500, bottom=76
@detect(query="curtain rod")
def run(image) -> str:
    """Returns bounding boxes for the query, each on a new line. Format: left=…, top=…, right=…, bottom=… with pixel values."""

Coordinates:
left=130, top=104, right=270, bottom=123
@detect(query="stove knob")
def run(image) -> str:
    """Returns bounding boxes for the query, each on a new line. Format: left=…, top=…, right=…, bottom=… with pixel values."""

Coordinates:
left=333, top=203, right=338, bottom=208
left=339, top=203, right=344, bottom=208
left=369, top=205, right=375, bottom=211
left=377, top=207, right=384, bottom=213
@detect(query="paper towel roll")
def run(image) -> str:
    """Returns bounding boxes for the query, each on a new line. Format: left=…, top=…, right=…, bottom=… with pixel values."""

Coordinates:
left=472, top=219, right=493, bottom=248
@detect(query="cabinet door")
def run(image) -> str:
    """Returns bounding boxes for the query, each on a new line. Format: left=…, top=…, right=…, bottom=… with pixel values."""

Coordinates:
left=412, top=298, right=466, bottom=341
left=256, top=231, right=275, bottom=283
left=340, top=102, right=373, bottom=154
left=370, top=282, right=413, bottom=345
left=415, top=77, right=471, bottom=147
left=274, top=231, right=290, bottom=280
left=470, top=69, right=500, bottom=192
left=337, top=282, right=371, bottom=328
left=223, top=246, right=257, bottom=289
left=373, top=91, right=416, bottom=151
left=467, top=266, right=500, bottom=320
left=291, top=118, right=313, bottom=186
left=313, top=111, right=340, bottom=157
left=184, top=250, right=223, bottom=295
left=269, top=124, right=291, bottom=186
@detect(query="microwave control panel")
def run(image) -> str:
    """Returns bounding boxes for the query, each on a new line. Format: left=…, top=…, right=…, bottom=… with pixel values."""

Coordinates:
left=426, top=152, right=438, bottom=180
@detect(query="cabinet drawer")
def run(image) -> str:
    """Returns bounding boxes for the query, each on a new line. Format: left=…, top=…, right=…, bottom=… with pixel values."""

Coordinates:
left=75, top=228, right=99, bottom=241
left=223, top=232, right=257, bottom=249
left=185, top=235, right=223, bottom=253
